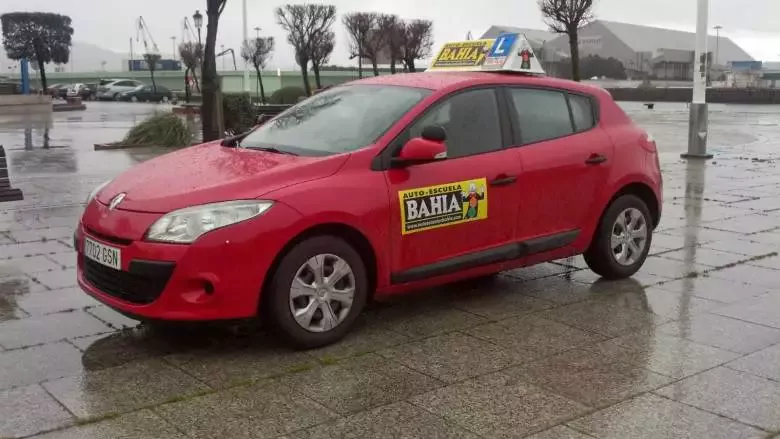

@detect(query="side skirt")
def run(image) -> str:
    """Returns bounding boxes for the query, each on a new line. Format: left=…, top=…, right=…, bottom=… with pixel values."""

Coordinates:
left=390, top=230, right=579, bottom=285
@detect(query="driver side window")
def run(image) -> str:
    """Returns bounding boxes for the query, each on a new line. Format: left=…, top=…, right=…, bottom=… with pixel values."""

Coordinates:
left=407, top=88, right=503, bottom=159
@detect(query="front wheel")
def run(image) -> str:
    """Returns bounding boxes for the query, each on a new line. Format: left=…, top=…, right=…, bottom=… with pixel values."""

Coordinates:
left=263, top=236, right=368, bottom=349
left=584, top=194, right=652, bottom=280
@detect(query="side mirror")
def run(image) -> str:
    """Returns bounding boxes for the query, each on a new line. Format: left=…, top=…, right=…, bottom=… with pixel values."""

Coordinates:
left=392, top=127, right=447, bottom=166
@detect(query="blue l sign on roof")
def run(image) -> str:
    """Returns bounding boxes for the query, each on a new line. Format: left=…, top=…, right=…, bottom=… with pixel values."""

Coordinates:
left=487, top=33, right=519, bottom=58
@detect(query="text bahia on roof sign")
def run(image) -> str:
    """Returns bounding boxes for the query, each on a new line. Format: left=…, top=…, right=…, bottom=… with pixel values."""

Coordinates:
left=426, top=32, right=546, bottom=75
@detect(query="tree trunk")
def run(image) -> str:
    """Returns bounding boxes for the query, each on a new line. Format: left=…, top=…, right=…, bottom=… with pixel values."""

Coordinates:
left=299, top=60, right=312, bottom=96
left=358, top=56, right=363, bottom=79
left=371, top=59, right=379, bottom=76
left=37, top=59, right=48, bottom=90
left=568, top=28, right=581, bottom=82
left=407, top=59, right=416, bottom=73
left=149, top=69, right=157, bottom=92
left=390, top=58, right=396, bottom=74
left=312, top=63, right=322, bottom=89
left=201, top=9, right=222, bottom=142
left=256, top=67, right=266, bottom=103
left=184, top=67, right=191, bottom=103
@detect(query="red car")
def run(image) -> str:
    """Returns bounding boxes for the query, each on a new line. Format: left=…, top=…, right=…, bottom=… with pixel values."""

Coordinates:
left=76, top=71, right=662, bottom=348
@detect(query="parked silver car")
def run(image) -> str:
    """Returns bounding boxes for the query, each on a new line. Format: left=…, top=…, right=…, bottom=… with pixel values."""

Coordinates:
left=97, top=79, right=144, bottom=101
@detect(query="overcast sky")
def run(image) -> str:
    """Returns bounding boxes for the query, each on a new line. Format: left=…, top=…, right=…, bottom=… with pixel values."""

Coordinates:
left=4, top=0, right=780, bottom=68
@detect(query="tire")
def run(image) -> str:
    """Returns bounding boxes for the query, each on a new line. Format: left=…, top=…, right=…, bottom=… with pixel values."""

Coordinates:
left=263, top=235, right=368, bottom=349
left=113, top=93, right=120, bottom=101
left=131, top=96, right=138, bottom=102
left=161, top=95, right=169, bottom=103
left=584, top=194, right=653, bottom=280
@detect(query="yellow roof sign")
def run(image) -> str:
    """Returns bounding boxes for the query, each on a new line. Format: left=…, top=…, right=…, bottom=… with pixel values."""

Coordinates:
left=426, top=33, right=546, bottom=75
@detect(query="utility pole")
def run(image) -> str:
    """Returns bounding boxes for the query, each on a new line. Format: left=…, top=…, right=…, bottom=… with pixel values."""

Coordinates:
left=713, top=25, right=722, bottom=66
left=242, top=0, right=250, bottom=93
left=171, top=36, right=177, bottom=60
left=682, top=0, right=713, bottom=159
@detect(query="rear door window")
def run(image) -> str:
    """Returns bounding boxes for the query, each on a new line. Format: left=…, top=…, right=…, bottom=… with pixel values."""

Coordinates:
left=507, top=88, right=573, bottom=144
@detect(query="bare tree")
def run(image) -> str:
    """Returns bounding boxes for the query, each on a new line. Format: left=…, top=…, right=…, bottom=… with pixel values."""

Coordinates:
left=378, top=14, right=402, bottom=74
left=342, top=12, right=374, bottom=78
left=399, top=19, right=433, bottom=73
left=142, top=52, right=161, bottom=91
left=276, top=4, right=337, bottom=96
left=201, top=0, right=228, bottom=142
left=310, top=30, right=334, bottom=89
left=538, top=0, right=594, bottom=81
left=241, top=36, right=274, bottom=103
left=179, top=41, right=203, bottom=101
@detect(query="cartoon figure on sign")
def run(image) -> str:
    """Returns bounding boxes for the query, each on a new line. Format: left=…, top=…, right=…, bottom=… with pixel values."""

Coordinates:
left=462, top=182, right=485, bottom=219
left=519, top=48, right=535, bottom=70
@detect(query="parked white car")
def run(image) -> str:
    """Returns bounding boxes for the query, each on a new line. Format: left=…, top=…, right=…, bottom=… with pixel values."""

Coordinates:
left=97, top=79, right=144, bottom=101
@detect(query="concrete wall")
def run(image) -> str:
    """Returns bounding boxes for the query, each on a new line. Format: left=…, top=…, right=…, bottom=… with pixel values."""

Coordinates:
left=607, top=87, right=780, bottom=104
left=0, top=94, right=51, bottom=115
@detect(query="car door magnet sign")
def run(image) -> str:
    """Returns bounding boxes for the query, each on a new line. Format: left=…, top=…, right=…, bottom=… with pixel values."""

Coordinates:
left=399, top=178, right=488, bottom=235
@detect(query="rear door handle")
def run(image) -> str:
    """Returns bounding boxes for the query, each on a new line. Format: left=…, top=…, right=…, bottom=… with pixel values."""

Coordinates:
left=585, top=154, right=608, bottom=165
left=489, top=175, right=517, bottom=186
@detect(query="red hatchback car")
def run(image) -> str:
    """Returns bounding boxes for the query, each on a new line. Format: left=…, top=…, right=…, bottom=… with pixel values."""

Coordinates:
left=76, top=71, right=662, bottom=348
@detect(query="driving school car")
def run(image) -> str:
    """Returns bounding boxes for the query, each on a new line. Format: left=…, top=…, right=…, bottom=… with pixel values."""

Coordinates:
left=75, top=33, right=662, bottom=348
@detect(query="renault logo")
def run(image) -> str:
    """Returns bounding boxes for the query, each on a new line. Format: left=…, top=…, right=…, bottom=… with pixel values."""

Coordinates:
left=108, top=193, right=126, bottom=211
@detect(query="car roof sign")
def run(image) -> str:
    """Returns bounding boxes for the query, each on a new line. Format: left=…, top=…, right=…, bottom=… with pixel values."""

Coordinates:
left=426, top=33, right=546, bottom=76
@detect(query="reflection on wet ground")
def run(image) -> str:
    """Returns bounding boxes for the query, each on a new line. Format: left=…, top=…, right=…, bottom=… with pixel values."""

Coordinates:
left=1, top=102, right=780, bottom=438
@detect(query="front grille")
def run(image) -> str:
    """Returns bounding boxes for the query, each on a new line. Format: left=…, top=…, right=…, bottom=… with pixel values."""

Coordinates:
left=85, top=227, right=133, bottom=246
left=82, top=257, right=174, bottom=305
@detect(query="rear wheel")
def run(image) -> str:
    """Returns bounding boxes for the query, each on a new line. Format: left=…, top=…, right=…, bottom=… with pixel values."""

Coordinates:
left=130, top=96, right=138, bottom=102
left=263, top=236, right=368, bottom=349
left=584, top=194, right=652, bottom=279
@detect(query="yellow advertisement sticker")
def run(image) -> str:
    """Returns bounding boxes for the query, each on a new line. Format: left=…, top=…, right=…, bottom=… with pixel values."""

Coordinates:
left=430, top=40, right=494, bottom=69
left=399, top=178, right=488, bottom=235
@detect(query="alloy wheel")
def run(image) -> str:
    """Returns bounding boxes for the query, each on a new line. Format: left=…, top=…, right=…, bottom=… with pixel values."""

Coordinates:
left=611, top=207, right=648, bottom=266
left=289, top=254, right=355, bottom=333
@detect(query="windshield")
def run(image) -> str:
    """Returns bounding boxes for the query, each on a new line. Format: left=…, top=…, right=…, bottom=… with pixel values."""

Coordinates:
left=239, top=84, right=431, bottom=156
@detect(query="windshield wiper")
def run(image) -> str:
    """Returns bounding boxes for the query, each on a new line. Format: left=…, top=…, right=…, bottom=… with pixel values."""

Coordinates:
left=244, top=146, right=298, bottom=156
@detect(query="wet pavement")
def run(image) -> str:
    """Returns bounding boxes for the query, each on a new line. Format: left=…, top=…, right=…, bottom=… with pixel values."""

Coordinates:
left=1, top=101, right=780, bottom=438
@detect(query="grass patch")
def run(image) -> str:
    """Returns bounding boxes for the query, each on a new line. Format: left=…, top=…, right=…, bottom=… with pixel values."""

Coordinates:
left=74, top=411, right=121, bottom=426
left=122, top=112, right=193, bottom=148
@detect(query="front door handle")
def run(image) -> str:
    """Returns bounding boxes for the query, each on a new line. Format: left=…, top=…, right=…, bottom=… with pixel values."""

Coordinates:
left=489, top=175, right=517, bottom=186
left=585, top=154, right=608, bottom=165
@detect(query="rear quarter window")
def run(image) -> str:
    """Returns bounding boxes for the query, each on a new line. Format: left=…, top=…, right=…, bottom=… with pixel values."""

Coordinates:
left=569, top=93, right=596, bottom=132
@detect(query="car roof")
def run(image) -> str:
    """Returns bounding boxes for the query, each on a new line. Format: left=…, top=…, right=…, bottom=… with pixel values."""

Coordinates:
left=355, top=71, right=608, bottom=97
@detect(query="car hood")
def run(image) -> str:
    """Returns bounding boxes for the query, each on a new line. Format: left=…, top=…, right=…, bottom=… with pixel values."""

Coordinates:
left=98, top=142, right=349, bottom=213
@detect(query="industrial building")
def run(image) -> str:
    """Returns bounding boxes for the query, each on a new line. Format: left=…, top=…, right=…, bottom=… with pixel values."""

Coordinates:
left=481, top=20, right=754, bottom=81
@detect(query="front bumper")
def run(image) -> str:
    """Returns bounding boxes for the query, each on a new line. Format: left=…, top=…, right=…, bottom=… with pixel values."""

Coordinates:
left=75, top=199, right=303, bottom=321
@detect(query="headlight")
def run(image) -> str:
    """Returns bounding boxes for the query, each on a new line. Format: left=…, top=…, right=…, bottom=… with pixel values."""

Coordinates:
left=145, top=200, right=274, bottom=244
left=85, top=181, right=110, bottom=205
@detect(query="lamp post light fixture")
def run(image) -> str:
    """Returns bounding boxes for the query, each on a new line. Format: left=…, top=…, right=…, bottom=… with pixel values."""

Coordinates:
left=193, top=10, right=203, bottom=46
left=254, top=26, right=262, bottom=39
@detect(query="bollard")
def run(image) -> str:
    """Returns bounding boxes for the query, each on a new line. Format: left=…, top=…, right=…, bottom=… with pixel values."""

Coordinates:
left=0, top=145, right=24, bottom=202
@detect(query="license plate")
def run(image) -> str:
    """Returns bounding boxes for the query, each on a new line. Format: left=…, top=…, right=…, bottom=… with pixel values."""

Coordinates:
left=83, top=236, right=121, bottom=270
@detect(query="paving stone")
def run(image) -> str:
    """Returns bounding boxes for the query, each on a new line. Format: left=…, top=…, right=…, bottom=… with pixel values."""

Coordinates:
left=636, top=256, right=711, bottom=278
left=538, top=299, right=668, bottom=338
left=378, top=332, right=526, bottom=383
left=154, top=379, right=337, bottom=439
left=85, top=305, right=140, bottom=330
left=0, top=275, right=49, bottom=295
left=726, top=343, right=780, bottom=382
left=702, top=238, right=779, bottom=257
left=0, top=310, right=111, bottom=349
left=595, top=286, right=721, bottom=319
left=524, top=426, right=596, bottom=439
left=507, top=348, right=673, bottom=408
left=568, top=393, right=765, bottom=439
left=447, top=276, right=556, bottom=320
left=289, top=401, right=479, bottom=439
left=46, top=252, right=77, bottom=269
left=32, top=409, right=187, bottom=439
left=0, top=255, right=62, bottom=278
left=409, top=372, right=589, bottom=438
left=504, top=262, right=576, bottom=281
left=17, top=287, right=100, bottom=316
left=655, top=367, right=780, bottom=431
left=653, top=276, right=768, bottom=303
left=0, top=342, right=85, bottom=390
left=711, top=291, right=780, bottom=329
left=0, top=384, right=73, bottom=438
left=43, top=358, right=210, bottom=419
left=7, top=226, right=76, bottom=244
left=704, top=214, right=780, bottom=234
left=708, top=264, right=780, bottom=288
left=584, top=332, right=739, bottom=379
left=278, top=354, right=442, bottom=415
left=28, top=268, right=78, bottom=290
left=465, top=315, right=606, bottom=359
left=658, top=248, right=748, bottom=268
left=507, top=275, right=604, bottom=305
left=166, top=340, right=316, bottom=388
left=0, top=241, right=73, bottom=260
left=373, top=305, right=488, bottom=339
left=657, top=226, right=747, bottom=246
left=656, top=312, right=780, bottom=354
left=567, top=269, right=670, bottom=287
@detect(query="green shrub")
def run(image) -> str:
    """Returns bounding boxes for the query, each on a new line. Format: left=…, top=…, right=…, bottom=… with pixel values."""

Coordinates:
left=269, top=86, right=307, bottom=105
left=222, top=93, right=255, bottom=135
left=122, top=112, right=193, bottom=147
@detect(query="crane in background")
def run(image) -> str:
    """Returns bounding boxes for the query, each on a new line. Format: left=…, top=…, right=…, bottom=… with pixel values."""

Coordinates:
left=136, top=16, right=160, bottom=56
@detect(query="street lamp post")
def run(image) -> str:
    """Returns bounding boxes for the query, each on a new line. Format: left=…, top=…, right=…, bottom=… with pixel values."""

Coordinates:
left=242, top=0, right=250, bottom=93
left=192, top=10, right=203, bottom=46
left=682, top=0, right=713, bottom=159
left=171, top=36, right=176, bottom=60
left=713, top=25, right=722, bottom=66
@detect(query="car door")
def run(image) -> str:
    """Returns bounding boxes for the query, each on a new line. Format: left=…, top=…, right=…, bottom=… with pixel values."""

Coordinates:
left=385, top=87, right=523, bottom=283
left=506, top=87, right=613, bottom=242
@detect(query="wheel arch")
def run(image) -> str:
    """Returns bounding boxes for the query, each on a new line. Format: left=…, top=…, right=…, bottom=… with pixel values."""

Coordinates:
left=607, top=182, right=661, bottom=229
left=259, top=222, right=379, bottom=313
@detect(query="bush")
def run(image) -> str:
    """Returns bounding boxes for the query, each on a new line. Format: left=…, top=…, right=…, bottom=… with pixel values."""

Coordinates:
left=222, top=93, right=255, bottom=135
left=122, top=112, right=193, bottom=147
left=269, top=86, right=307, bottom=105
